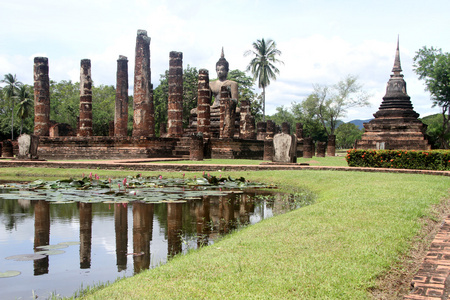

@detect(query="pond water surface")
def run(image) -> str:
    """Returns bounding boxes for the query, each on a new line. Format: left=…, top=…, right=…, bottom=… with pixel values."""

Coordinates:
left=0, top=181, right=311, bottom=299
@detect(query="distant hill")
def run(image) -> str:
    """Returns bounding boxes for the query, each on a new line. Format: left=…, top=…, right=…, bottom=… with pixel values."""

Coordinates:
left=348, top=119, right=373, bottom=130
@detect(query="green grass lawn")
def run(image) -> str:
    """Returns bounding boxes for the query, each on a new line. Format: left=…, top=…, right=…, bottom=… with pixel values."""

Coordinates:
left=148, top=155, right=349, bottom=167
left=0, top=161, right=447, bottom=299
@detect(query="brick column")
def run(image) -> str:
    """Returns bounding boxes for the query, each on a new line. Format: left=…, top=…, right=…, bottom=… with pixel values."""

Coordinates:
left=266, top=120, right=275, bottom=139
left=239, top=100, right=256, bottom=139
left=295, top=123, right=304, bottom=139
left=33, top=57, right=50, bottom=136
left=281, top=122, right=290, bottom=134
left=190, top=133, right=204, bottom=161
left=197, top=69, right=210, bottom=138
left=168, top=51, right=183, bottom=137
left=132, top=30, right=154, bottom=137
left=115, top=55, right=128, bottom=137
left=220, top=86, right=236, bottom=139
left=303, top=137, right=313, bottom=158
left=78, top=59, right=93, bottom=137
left=316, top=141, right=326, bottom=157
left=263, top=139, right=274, bottom=161
left=327, top=135, right=336, bottom=157
left=257, top=122, right=266, bottom=140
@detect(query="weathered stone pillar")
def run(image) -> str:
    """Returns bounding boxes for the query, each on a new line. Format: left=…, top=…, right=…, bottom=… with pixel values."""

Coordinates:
left=257, top=122, right=267, bottom=140
left=295, top=123, right=304, bottom=139
left=263, top=138, right=274, bottom=161
left=33, top=57, right=50, bottom=136
left=327, top=135, right=336, bottom=157
left=239, top=100, right=256, bottom=139
left=281, top=122, right=290, bottom=134
left=115, top=55, right=128, bottom=137
left=197, top=69, right=211, bottom=138
left=266, top=120, right=275, bottom=139
left=219, top=86, right=236, bottom=139
left=78, top=59, right=93, bottom=137
left=132, top=30, right=154, bottom=137
left=273, top=133, right=297, bottom=163
left=316, top=141, right=326, bottom=157
left=303, top=137, right=313, bottom=158
left=190, top=133, right=204, bottom=161
left=168, top=51, right=183, bottom=137
left=1, top=140, right=13, bottom=158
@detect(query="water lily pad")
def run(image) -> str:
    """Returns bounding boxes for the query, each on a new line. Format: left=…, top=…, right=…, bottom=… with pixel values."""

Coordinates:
left=0, top=270, right=21, bottom=278
left=58, top=241, right=80, bottom=246
left=35, top=250, right=65, bottom=256
left=36, top=244, right=68, bottom=250
left=5, top=254, right=46, bottom=261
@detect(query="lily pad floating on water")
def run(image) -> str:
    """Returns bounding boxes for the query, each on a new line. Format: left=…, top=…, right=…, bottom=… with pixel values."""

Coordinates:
left=5, top=254, right=46, bottom=261
left=0, top=270, right=21, bottom=278
left=36, top=244, right=68, bottom=250
left=35, top=250, right=65, bottom=256
left=58, top=241, right=80, bottom=246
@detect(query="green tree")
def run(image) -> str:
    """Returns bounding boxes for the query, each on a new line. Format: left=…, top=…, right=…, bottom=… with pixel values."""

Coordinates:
left=1, top=73, right=22, bottom=139
left=92, top=84, right=115, bottom=136
left=413, top=46, right=450, bottom=148
left=244, top=38, right=283, bottom=122
left=50, top=80, right=79, bottom=129
left=335, top=122, right=363, bottom=149
left=308, top=75, right=369, bottom=137
left=421, top=113, right=449, bottom=149
left=15, top=85, right=34, bottom=135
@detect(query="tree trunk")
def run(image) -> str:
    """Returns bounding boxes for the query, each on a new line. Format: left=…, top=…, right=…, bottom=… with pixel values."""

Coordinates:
left=262, top=86, right=266, bottom=122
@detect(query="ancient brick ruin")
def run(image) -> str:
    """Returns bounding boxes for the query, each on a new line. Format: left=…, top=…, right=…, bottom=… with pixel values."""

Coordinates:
left=356, top=40, right=431, bottom=150
left=24, top=30, right=285, bottom=160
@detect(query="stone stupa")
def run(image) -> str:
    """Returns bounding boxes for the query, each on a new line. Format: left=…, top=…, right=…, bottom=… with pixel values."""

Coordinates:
left=356, top=38, right=431, bottom=150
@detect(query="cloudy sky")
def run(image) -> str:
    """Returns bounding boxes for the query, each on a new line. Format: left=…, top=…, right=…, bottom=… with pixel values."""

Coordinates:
left=1, top=0, right=449, bottom=121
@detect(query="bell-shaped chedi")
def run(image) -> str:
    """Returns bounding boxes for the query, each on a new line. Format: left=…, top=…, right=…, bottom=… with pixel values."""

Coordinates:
left=356, top=39, right=431, bottom=150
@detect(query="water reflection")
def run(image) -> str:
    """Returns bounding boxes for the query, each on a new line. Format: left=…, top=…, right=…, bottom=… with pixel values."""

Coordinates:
left=0, top=189, right=312, bottom=299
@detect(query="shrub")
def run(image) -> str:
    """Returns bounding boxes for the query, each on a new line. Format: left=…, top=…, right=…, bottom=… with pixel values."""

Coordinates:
left=346, top=149, right=450, bottom=171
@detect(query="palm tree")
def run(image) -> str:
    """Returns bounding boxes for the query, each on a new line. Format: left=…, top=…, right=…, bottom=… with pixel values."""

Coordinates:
left=1, top=74, right=23, bottom=139
left=16, top=85, right=34, bottom=135
left=244, top=38, right=283, bottom=121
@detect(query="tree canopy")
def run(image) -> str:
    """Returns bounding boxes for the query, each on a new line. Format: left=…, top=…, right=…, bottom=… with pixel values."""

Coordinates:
left=244, top=38, right=283, bottom=121
left=413, top=46, right=450, bottom=148
left=307, top=75, right=369, bottom=137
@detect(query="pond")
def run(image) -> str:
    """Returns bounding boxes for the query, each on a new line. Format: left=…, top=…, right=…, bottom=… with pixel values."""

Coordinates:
left=0, top=175, right=313, bottom=299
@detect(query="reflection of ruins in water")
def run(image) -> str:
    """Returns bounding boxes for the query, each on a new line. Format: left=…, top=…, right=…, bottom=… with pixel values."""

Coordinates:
left=34, top=200, right=49, bottom=275
left=28, top=190, right=300, bottom=275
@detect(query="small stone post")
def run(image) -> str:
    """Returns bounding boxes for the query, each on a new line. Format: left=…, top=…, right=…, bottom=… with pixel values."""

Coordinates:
left=266, top=120, right=275, bottom=139
left=295, top=123, right=304, bottom=139
left=316, top=141, right=326, bottom=157
left=239, top=100, right=256, bottom=139
left=303, top=137, right=313, bottom=158
left=33, top=57, right=50, bottom=136
left=219, top=86, right=235, bottom=139
left=168, top=51, right=183, bottom=137
left=327, top=135, right=336, bottom=157
left=263, top=138, right=274, bottom=161
left=132, top=30, right=154, bottom=137
left=115, top=56, right=129, bottom=137
left=78, top=59, right=93, bottom=137
left=256, top=122, right=267, bottom=140
left=197, top=69, right=211, bottom=138
left=281, top=122, right=290, bottom=134
left=190, top=133, right=204, bottom=161
left=1, top=140, right=14, bottom=158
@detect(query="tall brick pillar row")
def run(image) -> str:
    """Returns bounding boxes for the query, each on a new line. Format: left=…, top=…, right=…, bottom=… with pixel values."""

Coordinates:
left=34, top=57, right=50, bottom=136
left=168, top=51, right=183, bottom=137
left=115, top=56, right=128, bottom=137
left=132, top=30, right=155, bottom=137
left=197, top=69, right=210, bottom=138
left=78, top=59, right=93, bottom=137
